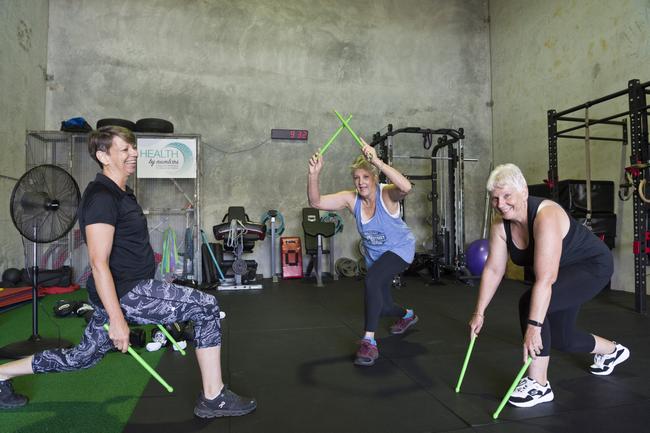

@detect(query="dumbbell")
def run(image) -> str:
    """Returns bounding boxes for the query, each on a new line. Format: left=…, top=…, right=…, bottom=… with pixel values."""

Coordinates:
left=129, top=328, right=146, bottom=348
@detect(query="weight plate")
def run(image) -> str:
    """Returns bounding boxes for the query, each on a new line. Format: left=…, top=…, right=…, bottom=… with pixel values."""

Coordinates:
left=357, top=257, right=367, bottom=276
left=232, top=258, right=248, bottom=275
left=335, top=258, right=358, bottom=277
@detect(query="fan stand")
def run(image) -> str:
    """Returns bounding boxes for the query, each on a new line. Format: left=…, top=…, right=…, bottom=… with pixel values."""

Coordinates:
left=0, top=225, right=73, bottom=359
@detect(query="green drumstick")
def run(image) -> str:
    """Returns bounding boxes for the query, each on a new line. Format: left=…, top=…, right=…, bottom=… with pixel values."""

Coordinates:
left=319, top=115, right=352, bottom=156
left=157, top=324, right=186, bottom=356
left=492, top=357, right=533, bottom=419
left=103, top=323, right=174, bottom=393
left=333, top=110, right=365, bottom=149
left=455, top=335, right=477, bottom=393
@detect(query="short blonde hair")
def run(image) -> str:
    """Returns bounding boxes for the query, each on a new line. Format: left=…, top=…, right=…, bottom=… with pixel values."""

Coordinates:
left=486, top=163, right=528, bottom=192
left=350, top=155, right=379, bottom=179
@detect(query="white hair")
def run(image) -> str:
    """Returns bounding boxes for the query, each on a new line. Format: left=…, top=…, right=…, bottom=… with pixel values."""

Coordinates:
left=486, top=163, right=528, bottom=192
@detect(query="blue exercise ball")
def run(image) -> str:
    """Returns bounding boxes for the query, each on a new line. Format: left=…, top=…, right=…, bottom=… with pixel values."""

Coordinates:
left=466, top=239, right=489, bottom=276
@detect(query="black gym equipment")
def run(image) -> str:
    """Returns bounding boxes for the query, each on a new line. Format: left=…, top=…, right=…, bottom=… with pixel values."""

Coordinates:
left=546, top=78, right=650, bottom=314
left=370, top=125, right=474, bottom=283
left=319, top=211, right=344, bottom=282
left=1, top=164, right=80, bottom=359
left=261, top=210, right=285, bottom=283
left=134, top=118, right=174, bottom=134
left=1, top=267, right=24, bottom=286
left=129, top=328, right=146, bottom=348
left=212, top=206, right=266, bottom=290
left=53, top=299, right=78, bottom=317
left=528, top=180, right=617, bottom=249
left=96, top=118, right=136, bottom=131
left=302, top=207, right=337, bottom=287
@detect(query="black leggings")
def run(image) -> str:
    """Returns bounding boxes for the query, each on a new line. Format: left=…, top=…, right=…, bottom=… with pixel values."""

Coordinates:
left=364, top=251, right=410, bottom=332
left=518, top=258, right=612, bottom=356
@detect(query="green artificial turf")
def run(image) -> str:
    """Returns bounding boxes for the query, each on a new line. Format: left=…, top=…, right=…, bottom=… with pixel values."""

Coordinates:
left=0, top=289, right=164, bottom=433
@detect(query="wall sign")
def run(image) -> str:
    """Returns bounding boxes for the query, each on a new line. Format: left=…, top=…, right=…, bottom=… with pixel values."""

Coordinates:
left=136, top=137, right=197, bottom=178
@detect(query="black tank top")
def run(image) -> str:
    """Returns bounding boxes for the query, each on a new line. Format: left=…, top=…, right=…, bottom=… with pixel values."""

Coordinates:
left=504, top=196, right=612, bottom=268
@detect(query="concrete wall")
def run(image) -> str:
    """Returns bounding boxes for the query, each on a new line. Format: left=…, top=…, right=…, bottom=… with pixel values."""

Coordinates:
left=45, top=0, right=492, bottom=278
left=489, top=0, right=650, bottom=292
left=0, top=0, right=49, bottom=271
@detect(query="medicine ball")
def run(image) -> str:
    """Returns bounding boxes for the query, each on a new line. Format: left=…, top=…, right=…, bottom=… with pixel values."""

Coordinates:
left=2, top=268, right=22, bottom=284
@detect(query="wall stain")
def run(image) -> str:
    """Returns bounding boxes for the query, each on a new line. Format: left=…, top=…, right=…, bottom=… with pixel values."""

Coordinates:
left=592, top=62, right=601, bottom=79
left=17, top=20, right=32, bottom=52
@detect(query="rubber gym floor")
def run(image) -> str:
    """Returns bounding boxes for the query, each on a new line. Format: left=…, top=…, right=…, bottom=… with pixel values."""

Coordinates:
left=0, top=275, right=649, bottom=433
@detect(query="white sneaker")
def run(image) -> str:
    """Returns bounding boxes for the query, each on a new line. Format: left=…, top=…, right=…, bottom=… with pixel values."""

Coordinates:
left=172, top=340, right=188, bottom=351
left=590, top=343, right=630, bottom=376
left=508, top=376, right=554, bottom=407
left=145, top=330, right=168, bottom=352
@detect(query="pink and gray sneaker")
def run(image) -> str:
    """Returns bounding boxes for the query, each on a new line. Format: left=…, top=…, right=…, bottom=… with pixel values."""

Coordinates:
left=354, top=339, right=379, bottom=366
left=390, top=314, right=419, bottom=335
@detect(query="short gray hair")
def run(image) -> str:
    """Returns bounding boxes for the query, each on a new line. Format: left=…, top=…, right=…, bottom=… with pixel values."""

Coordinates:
left=350, top=155, right=379, bottom=178
left=486, top=163, right=528, bottom=192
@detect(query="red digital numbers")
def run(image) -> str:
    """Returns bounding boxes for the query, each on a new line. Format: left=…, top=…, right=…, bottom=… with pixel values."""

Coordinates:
left=271, top=129, right=309, bottom=141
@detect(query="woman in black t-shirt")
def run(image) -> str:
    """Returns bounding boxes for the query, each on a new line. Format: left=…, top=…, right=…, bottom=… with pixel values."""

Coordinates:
left=0, top=126, right=256, bottom=418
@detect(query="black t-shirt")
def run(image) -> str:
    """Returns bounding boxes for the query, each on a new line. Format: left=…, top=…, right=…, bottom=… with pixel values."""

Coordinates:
left=78, top=173, right=156, bottom=307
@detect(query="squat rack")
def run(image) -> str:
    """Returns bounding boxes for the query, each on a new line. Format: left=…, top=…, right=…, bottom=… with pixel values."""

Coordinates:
left=370, top=125, right=473, bottom=282
left=547, top=78, right=650, bottom=314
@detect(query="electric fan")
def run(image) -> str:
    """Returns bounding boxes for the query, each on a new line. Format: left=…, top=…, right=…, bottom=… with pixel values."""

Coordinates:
left=0, top=164, right=80, bottom=359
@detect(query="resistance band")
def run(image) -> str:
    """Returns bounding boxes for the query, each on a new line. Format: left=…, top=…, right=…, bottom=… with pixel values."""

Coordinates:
left=492, top=357, right=533, bottom=419
left=103, top=323, right=174, bottom=393
left=319, top=115, right=352, bottom=156
left=162, top=228, right=180, bottom=275
left=333, top=110, right=365, bottom=150
left=455, top=335, right=477, bottom=393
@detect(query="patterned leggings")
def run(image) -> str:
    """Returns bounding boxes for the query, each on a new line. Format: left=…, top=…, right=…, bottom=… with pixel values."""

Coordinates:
left=32, top=280, right=221, bottom=373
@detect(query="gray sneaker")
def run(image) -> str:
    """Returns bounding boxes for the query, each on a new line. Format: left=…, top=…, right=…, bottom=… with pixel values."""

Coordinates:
left=193, top=385, right=256, bottom=418
left=0, top=380, right=28, bottom=409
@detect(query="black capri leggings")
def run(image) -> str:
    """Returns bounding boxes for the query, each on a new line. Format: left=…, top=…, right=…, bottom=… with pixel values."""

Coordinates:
left=32, top=279, right=221, bottom=373
left=518, top=256, right=613, bottom=356
left=364, top=251, right=410, bottom=332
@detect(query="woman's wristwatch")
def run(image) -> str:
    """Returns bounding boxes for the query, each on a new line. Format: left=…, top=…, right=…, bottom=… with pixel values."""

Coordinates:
left=527, top=319, right=543, bottom=327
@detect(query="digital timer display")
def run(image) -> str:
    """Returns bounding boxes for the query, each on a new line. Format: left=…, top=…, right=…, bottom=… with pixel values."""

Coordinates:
left=271, top=129, right=309, bottom=141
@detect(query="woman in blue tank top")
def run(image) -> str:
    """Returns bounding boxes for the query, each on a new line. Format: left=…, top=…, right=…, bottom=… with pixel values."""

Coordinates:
left=468, top=163, right=629, bottom=408
left=308, top=139, right=417, bottom=367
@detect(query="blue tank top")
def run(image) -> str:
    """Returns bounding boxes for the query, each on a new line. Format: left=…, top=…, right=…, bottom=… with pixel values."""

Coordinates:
left=354, top=184, right=416, bottom=267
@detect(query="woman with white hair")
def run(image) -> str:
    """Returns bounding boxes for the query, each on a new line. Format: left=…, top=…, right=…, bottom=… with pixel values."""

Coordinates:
left=468, top=163, right=629, bottom=407
left=308, top=139, right=417, bottom=367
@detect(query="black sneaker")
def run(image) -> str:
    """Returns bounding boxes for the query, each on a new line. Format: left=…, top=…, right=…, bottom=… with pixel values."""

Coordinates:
left=0, top=380, right=28, bottom=409
left=193, top=385, right=256, bottom=418
left=590, top=343, right=630, bottom=376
